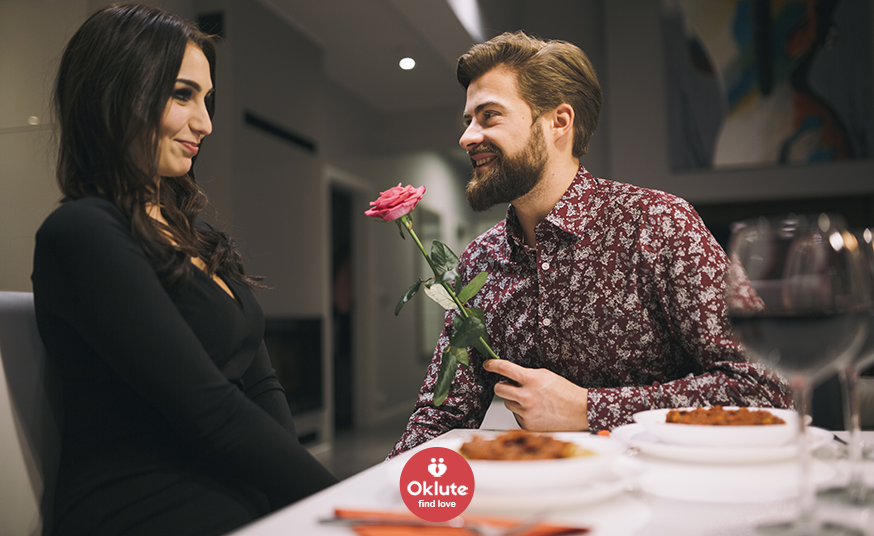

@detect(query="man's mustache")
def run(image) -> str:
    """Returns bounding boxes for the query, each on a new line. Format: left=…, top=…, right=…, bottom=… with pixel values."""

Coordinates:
left=468, top=144, right=502, bottom=158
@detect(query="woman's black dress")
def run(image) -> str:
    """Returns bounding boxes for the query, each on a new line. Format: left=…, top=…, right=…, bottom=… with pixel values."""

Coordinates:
left=32, top=197, right=336, bottom=536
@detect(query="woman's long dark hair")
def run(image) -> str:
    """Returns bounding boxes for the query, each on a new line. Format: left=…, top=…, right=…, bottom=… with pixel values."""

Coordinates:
left=54, top=3, right=259, bottom=289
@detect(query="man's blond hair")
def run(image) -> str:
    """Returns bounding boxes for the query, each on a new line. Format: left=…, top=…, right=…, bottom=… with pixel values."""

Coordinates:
left=457, top=31, right=603, bottom=157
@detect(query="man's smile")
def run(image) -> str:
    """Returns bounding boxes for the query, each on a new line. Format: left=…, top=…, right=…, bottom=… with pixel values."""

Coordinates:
left=472, top=154, right=496, bottom=168
left=469, top=147, right=501, bottom=173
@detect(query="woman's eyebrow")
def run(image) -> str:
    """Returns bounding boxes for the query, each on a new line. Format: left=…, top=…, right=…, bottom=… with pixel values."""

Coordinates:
left=177, top=78, right=202, bottom=91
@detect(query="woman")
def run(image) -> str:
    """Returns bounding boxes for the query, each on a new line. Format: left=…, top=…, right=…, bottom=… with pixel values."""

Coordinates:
left=32, top=4, right=337, bottom=535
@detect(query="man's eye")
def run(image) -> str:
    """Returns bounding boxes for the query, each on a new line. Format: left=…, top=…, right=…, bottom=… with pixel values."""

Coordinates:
left=483, top=111, right=497, bottom=120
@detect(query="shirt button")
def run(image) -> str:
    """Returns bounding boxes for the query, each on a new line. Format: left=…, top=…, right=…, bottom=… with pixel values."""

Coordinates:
left=541, top=262, right=550, bottom=270
left=542, top=318, right=552, bottom=327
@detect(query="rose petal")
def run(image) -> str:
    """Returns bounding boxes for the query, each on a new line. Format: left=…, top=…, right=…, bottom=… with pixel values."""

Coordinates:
left=364, top=184, right=426, bottom=222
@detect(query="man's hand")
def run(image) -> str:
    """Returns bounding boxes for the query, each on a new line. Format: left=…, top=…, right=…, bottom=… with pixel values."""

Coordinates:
left=483, top=359, right=589, bottom=431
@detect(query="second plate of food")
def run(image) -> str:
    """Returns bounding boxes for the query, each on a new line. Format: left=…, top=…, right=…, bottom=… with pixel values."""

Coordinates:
left=451, top=430, right=623, bottom=491
left=632, top=406, right=798, bottom=448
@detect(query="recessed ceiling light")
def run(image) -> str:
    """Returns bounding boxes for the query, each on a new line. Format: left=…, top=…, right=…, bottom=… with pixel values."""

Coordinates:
left=399, top=56, right=416, bottom=70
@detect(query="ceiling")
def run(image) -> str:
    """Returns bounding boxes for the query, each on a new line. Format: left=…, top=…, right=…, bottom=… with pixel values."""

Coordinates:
left=251, top=0, right=601, bottom=167
left=257, top=0, right=526, bottom=115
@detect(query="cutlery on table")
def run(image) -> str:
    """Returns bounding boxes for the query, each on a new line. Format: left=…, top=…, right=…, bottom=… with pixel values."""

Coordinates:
left=319, top=509, right=589, bottom=535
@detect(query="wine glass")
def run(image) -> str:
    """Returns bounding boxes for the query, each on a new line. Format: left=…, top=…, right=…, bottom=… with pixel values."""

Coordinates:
left=725, top=213, right=869, bottom=534
left=817, top=228, right=874, bottom=506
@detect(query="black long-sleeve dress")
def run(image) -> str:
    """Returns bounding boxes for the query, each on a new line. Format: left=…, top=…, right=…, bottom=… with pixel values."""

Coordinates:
left=32, top=197, right=337, bottom=536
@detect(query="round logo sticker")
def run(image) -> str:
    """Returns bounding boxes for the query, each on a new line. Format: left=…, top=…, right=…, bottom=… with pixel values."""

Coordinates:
left=399, top=446, right=475, bottom=522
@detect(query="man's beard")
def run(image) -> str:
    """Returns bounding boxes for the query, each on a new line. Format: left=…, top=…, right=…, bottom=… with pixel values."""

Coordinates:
left=465, top=123, right=548, bottom=212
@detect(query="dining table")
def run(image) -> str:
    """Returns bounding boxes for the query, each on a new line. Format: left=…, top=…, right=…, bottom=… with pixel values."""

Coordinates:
left=230, top=424, right=874, bottom=536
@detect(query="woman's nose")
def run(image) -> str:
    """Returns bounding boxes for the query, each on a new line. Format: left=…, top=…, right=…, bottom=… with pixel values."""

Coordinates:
left=191, top=102, right=213, bottom=138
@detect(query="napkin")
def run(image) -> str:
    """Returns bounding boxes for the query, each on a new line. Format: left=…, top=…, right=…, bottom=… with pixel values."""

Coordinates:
left=333, top=509, right=590, bottom=536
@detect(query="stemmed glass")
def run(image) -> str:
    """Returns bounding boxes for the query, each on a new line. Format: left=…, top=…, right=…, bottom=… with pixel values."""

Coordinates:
left=725, top=214, right=869, bottom=534
left=817, top=228, right=874, bottom=506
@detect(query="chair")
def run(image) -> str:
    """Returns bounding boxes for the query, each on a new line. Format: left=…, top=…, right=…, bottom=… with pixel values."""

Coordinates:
left=0, top=291, right=63, bottom=536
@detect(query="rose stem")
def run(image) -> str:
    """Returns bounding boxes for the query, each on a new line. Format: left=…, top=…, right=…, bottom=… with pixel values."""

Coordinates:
left=400, top=214, right=499, bottom=360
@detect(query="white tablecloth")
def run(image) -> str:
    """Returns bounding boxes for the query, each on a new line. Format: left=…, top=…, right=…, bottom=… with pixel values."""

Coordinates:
left=230, top=429, right=874, bottom=536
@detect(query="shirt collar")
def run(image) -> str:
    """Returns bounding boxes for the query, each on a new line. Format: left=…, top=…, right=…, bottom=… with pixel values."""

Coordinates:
left=503, top=164, right=597, bottom=261
left=504, top=204, right=528, bottom=263
left=542, top=164, right=597, bottom=239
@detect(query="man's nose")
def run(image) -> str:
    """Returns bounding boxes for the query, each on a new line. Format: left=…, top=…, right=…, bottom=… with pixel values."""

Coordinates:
left=459, top=122, right=483, bottom=150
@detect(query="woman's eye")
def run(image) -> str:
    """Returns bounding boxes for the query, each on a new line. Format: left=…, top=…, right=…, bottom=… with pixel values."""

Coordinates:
left=173, top=88, right=193, bottom=101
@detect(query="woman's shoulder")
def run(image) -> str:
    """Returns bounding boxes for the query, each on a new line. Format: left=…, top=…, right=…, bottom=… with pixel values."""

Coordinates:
left=33, top=198, right=139, bottom=282
left=38, top=197, right=129, bottom=243
left=41, top=197, right=125, bottom=228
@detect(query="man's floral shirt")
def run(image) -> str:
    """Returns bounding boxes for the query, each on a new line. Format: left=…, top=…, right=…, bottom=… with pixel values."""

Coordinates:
left=389, top=166, right=792, bottom=457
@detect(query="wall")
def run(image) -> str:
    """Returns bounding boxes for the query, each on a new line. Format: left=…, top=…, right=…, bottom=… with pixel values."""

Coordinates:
left=603, top=0, right=874, bottom=204
left=353, top=152, right=473, bottom=420
left=520, top=0, right=610, bottom=181
left=189, top=0, right=479, bottom=428
left=223, top=0, right=327, bottom=317
left=0, top=0, right=84, bottom=293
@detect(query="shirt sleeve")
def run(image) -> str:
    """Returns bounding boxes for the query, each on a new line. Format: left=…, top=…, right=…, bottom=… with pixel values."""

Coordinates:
left=32, top=201, right=336, bottom=507
left=586, top=201, right=793, bottom=430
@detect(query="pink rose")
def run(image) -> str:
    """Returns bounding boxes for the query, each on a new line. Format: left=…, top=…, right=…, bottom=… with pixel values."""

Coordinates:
left=364, top=183, right=426, bottom=222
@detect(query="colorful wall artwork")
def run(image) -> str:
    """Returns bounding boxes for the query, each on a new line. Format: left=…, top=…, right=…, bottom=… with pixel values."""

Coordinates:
left=662, top=0, right=874, bottom=170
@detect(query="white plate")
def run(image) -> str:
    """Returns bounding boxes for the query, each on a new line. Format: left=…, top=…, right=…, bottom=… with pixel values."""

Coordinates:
left=632, top=407, right=797, bottom=447
left=467, top=464, right=636, bottom=513
left=612, top=423, right=833, bottom=463
left=446, top=432, right=623, bottom=491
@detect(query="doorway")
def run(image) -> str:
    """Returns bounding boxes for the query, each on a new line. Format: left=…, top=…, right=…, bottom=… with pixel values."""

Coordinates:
left=331, top=187, right=354, bottom=429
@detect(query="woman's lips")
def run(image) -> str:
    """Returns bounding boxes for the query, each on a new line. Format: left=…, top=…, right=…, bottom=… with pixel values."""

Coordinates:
left=178, top=140, right=199, bottom=155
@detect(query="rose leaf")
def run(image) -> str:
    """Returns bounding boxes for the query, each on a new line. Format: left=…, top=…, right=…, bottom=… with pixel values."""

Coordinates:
left=430, top=241, right=459, bottom=275
left=434, top=348, right=459, bottom=406
left=395, top=279, right=422, bottom=316
left=423, top=282, right=456, bottom=310
left=448, top=344, right=469, bottom=367
left=450, top=316, right=486, bottom=348
left=457, top=271, right=488, bottom=304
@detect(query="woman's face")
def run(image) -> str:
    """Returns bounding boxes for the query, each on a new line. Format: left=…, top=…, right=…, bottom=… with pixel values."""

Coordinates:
left=156, top=44, right=213, bottom=178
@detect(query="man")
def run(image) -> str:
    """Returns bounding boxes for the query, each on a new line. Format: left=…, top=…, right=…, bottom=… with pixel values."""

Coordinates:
left=389, top=31, right=791, bottom=457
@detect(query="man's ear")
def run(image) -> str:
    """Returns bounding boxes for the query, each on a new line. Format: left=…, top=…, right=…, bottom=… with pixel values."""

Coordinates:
left=552, top=103, right=574, bottom=134
left=548, top=103, right=574, bottom=150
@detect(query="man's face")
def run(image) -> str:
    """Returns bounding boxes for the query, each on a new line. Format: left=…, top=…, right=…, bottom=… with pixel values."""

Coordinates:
left=460, top=68, right=547, bottom=212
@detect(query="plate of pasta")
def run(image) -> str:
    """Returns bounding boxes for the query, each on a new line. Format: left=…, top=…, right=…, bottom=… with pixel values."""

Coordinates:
left=632, top=406, right=798, bottom=448
left=452, top=430, right=623, bottom=491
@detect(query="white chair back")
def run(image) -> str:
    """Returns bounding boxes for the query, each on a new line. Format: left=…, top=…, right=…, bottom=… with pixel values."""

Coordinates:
left=0, top=291, right=62, bottom=536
